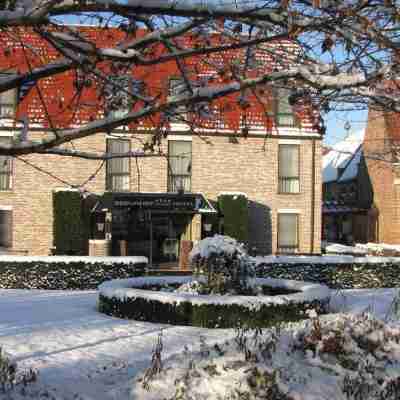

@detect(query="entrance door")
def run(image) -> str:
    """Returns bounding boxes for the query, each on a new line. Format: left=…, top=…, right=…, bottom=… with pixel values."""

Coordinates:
left=151, top=213, right=192, bottom=268
left=124, top=211, right=192, bottom=268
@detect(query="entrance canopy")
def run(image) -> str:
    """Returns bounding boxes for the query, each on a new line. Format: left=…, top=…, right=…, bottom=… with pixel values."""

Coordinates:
left=94, top=192, right=217, bottom=214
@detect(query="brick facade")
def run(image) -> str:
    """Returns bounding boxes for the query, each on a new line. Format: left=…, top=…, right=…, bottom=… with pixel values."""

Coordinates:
left=364, top=110, right=400, bottom=243
left=0, top=130, right=322, bottom=255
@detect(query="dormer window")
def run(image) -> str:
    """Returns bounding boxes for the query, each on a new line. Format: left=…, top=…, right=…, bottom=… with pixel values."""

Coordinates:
left=276, top=88, right=296, bottom=127
left=0, top=88, right=16, bottom=119
left=104, top=75, right=133, bottom=119
left=168, top=78, right=189, bottom=122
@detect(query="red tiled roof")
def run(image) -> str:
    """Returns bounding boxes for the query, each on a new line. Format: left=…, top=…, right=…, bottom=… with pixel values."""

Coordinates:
left=0, top=27, right=319, bottom=132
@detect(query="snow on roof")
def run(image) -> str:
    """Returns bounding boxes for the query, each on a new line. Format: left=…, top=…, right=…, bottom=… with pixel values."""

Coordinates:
left=338, top=145, right=362, bottom=182
left=322, top=133, right=364, bottom=183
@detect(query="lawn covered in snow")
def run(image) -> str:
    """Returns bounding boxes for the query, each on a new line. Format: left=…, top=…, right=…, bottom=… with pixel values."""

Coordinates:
left=1, top=287, right=400, bottom=399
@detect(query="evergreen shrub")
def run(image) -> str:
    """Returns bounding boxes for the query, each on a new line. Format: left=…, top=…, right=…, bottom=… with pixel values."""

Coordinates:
left=53, top=190, right=90, bottom=255
left=218, top=194, right=248, bottom=242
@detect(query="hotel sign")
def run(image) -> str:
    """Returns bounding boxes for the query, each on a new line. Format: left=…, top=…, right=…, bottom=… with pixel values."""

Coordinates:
left=112, top=193, right=205, bottom=212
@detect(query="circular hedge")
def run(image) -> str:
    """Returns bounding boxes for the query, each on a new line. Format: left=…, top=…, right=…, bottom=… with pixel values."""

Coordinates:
left=98, top=276, right=331, bottom=328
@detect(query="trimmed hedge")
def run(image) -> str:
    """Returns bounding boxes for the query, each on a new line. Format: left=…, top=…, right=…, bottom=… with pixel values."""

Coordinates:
left=98, top=295, right=328, bottom=328
left=53, top=190, right=90, bottom=255
left=256, top=261, right=400, bottom=289
left=218, top=194, right=248, bottom=243
left=0, top=259, right=146, bottom=290
left=98, top=276, right=330, bottom=328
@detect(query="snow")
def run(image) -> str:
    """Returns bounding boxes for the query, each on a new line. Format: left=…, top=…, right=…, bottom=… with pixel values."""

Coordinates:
left=323, top=241, right=367, bottom=255
left=217, top=191, right=248, bottom=199
left=1, top=285, right=400, bottom=399
left=0, top=255, right=148, bottom=264
left=255, top=254, right=400, bottom=264
left=322, top=133, right=364, bottom=183
left=132, top=290, right=400, bottom=400
left=189, top=234, right=247, bottom=261
left=358, top=242, right=400, bottom=254
left=323, top=241, right=400, bottom=256
left=338, top=145, right=362, bottom=182
left=0, top=289, right=226, bottom=399
left=98, top=276, right=331, bottom=308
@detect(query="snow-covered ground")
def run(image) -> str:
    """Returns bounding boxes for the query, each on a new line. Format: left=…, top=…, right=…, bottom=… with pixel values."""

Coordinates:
left=0, top=287, right=399, bottom=399
left=0, top=289, right=227, bottom=399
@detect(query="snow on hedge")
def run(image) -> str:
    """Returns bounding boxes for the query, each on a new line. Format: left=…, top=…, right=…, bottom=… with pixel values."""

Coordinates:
left=0, top=255, right=148, bottom=265
left=255, top=254, right=400, bottom=265
left=98, top=275, right=331, bottom=310
left=189, top=234, right=247, bottom=262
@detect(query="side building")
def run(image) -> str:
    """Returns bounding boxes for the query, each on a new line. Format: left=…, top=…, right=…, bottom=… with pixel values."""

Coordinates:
left=363, top=109, right=400, bottom=243
left=322, top=134, right=374, bottom=245
left=0, top=27, right=323, bottom=264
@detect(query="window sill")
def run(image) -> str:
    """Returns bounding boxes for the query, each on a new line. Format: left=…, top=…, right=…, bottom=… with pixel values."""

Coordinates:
left=277, top=191, right=302, bottom=195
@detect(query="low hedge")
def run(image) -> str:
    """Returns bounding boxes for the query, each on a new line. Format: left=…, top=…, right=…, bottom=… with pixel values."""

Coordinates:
left=98, top=295, right=328, bottom=328
left=98, top=276, right=330, bottom=328
left=256, top=260, right=400, bottom=289
left=0, top=257, right=147, bottom=290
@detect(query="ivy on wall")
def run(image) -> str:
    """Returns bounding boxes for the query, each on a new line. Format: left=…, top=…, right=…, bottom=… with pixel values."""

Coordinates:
left=53, top=190, right=90, bottom=255
left=218, top=194, right=248, bottom=243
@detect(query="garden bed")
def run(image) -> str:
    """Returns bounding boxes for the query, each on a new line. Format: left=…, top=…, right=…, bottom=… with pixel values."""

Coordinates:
left=98, top=276, right=330, bottom=328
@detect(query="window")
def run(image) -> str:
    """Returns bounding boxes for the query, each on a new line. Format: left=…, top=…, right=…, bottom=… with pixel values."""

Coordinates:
left=0, top=137, right=12, bottom=191
left=168, top=78, right=189, bottom=122
left=168, top=140, right=192, bottom=192
left=106, top=139, right=130, bottom=191
left=278, top=144, right=300, bottom=193
left=0, top=209, right=12, bottom=248
left=276, top=88, right=296, bottom=127
left=277, top=213, right=299, bottom=253
left=104, top=75, right=133, bottom=119
left=0, top=88, right=16, bottom=118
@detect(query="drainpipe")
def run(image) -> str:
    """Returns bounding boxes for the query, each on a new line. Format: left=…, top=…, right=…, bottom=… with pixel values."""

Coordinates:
left=310, top=139, right=316, bottom=254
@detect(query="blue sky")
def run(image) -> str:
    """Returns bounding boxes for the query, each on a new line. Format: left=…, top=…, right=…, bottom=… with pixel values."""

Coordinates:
left=324, top=109, right=368, bottom=146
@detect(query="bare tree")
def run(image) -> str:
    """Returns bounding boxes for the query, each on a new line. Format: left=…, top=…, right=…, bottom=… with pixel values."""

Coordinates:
left=0, top=0, right=398, bottom=160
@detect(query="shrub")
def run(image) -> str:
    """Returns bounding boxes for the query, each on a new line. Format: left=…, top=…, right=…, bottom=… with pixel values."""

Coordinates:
left=190, top=235, right=255, bottom=295
left=218, top=193, right=248, bottom=243
left=53, top=190, right=90, bottom=255
left=0, top=347, right=37, bottom=393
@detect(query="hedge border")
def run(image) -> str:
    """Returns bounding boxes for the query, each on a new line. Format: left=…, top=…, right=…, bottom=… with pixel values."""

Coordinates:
left=97, top=276, right=330, bottom=328
left=255, top=261, right=400, bottom=289
left=0, top=258, right=147, bottom=290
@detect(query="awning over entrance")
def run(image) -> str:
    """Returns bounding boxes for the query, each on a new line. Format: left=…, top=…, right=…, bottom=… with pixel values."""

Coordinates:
left=93, top=192, right=217, bottom=214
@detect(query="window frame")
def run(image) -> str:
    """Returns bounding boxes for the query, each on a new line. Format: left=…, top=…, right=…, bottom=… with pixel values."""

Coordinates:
left=0, top=208, right=12, bottom=249
left=0, top=87, right=17, bottom=119
left=167, top=77, right=190, bottom=123
left=277, top=213, right=299, bottom=254
left=167, top=139, right=192, bottom=193
left=278, top=143, right=301, bottom=194
left=104, top=75, right=134, bottom=119
left=0, top=136, right=13, bottom=191
left=274, top=87, right=298, bottom=128
left=105, top=138, right=131, bottom=192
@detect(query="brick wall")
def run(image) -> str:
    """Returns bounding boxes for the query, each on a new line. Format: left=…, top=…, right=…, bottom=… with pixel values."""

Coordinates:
left=0, top=130, right=322, bottom=255
left=364, top=110, right=400, bottom=243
